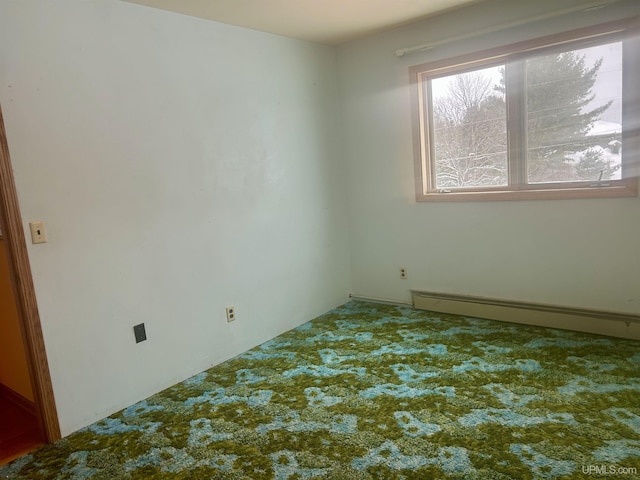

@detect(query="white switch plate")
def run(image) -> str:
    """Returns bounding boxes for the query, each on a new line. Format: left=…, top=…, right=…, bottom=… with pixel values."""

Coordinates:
left=29, top=221, right=47, bottom=244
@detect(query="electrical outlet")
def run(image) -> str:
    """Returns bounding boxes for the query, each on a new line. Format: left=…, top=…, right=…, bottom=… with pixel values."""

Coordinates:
left=400, top=267, right=407, bottom=279
left=226, top=306, right=236, bottom=323
left=29, top=221, right=47, bottom=244
left=133, top=323, right=147, bottom=343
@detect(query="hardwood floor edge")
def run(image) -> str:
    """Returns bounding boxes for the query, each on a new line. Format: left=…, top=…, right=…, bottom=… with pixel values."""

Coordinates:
left=0, top=383, right=36, bottom=415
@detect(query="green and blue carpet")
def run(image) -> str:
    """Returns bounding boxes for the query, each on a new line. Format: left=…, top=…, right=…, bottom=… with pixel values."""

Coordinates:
left=2, top=301, right=639, bottom=479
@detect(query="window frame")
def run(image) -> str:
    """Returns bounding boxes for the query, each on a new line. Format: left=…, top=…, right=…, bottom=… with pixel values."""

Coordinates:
left=410, top=18, right=640, bottom=202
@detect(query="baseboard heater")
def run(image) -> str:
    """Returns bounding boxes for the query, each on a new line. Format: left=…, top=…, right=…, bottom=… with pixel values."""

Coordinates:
left=411, top=290, right=640, bottom=340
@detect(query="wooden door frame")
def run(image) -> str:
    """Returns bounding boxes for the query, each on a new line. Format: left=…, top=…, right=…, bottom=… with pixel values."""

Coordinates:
left=0, top=104, right=61, bottom=442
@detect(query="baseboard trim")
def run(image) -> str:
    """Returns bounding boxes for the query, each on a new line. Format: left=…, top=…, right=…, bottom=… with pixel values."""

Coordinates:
left=0, top=383, right=36, bottom=415
left=411, top=290, right=640, bottom=340
left=349, top=294, right=413, bottom=307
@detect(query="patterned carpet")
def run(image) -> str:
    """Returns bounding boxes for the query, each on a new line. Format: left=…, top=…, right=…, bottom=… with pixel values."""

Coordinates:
left=2, top=301, right=640, bottom=479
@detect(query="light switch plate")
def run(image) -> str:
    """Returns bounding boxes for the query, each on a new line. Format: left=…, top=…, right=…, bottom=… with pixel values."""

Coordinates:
left=29, top=221, right=47, bottom=244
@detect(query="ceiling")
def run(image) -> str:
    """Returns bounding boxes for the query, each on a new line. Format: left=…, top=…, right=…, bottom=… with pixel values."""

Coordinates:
left=123, top=0, right=483, bottom=45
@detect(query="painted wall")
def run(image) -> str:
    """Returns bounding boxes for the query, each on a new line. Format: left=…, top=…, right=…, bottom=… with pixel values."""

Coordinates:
left=0, top=239, right=34, bottom=401
left=1, top=0, right=638, bottom=438
left=337, top=0, right=640, bottom=314
left=0, top=1, right=351, bottom=435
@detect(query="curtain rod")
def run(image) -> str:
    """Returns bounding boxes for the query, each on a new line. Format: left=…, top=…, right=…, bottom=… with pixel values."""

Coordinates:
left=395, top=0, right=619, bottom=57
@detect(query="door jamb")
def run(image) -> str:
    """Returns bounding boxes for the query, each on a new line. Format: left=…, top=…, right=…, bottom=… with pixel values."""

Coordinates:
left=0, top=104, right=61, bottom=442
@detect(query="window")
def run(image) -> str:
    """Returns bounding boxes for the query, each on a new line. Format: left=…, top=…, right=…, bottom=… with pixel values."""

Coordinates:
left=410, top=19, right=639, bottom=201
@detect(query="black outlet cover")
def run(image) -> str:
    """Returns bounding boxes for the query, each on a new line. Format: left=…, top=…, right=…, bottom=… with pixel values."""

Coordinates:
left=133, top=323, right=147, bottom=343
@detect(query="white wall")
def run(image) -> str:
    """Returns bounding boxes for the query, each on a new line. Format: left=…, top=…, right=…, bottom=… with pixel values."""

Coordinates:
left=2, top=0, right=639, bottom=439
left=338, top=0, right=640, bottom=314
left=0, top=1, right=351, bottom=436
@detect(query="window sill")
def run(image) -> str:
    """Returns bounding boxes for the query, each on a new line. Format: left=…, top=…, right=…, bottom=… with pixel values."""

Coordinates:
left=416, top=178, right=639, bottom=202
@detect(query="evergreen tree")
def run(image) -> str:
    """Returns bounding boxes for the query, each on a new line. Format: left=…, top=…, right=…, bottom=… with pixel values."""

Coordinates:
left=432, top=50, right=612, bottom=187
left=574, top=146, right=620, bottom=181
left=525, top=52, right=611, bottom=183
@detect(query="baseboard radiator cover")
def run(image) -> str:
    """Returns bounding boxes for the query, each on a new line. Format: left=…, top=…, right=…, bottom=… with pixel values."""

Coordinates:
left=411, top=290, right=640, bottom=340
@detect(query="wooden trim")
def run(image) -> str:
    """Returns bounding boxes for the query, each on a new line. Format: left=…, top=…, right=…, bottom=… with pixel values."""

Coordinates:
left=410, top=17, right=639, bottom=202
left=416, top=178, right=638, bottom=202
left=0, top=383, right=36, bottom=416
left=0, top=104, right=61, bottom=442
left=506, top=60, right=526, bottom=186
left=409, top=67, right=428, bottom=200
left=412, top=290, right=640, bottom=340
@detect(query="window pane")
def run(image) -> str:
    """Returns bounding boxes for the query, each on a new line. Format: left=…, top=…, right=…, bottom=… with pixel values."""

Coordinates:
left=431, top=66, right=507, bottom=188
left=526, top=42, right=622, bottom=184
